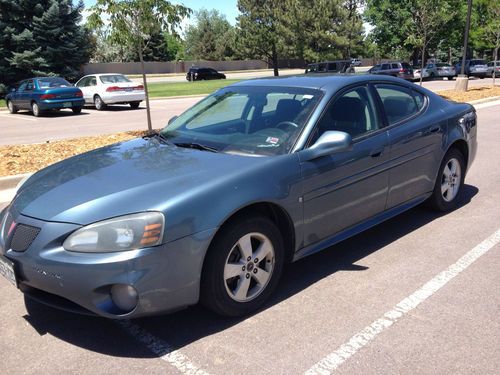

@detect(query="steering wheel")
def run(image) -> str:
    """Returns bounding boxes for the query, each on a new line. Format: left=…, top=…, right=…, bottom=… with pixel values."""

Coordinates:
left=276, top=121, right=299, bottom=131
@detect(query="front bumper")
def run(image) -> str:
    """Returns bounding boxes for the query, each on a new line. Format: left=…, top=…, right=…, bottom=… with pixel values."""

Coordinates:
left=39, top=98, right=85, bottom=110
left=0, top=210, right=215, bottom=318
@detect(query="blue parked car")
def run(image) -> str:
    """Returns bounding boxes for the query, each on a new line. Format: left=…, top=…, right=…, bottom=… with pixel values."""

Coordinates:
left=6, top=77, right=85, bottom=117
left=0, top=75, right=477, bottom=318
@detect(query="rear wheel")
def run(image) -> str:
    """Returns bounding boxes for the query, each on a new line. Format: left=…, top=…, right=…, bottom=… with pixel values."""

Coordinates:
left=201, top=215, right=285, bottom=317
left=94, top=95, right=106, bottom=111
left=7, top=100, right=17, bottom=114
left=129, top=101, right=140, bottom=109
left=427, top=148, right=465, bottom=211
left=72, top=107, right=82, bottom=114
left=31, top=102, right=41, bottom=117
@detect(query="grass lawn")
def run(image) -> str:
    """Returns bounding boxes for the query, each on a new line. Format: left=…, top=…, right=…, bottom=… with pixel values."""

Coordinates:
left=0, top=99, right=5, bottom=107
left=148, top=79, right=241, bottom=97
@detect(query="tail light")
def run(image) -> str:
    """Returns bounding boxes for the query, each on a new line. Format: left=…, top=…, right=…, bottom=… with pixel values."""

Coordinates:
left=134, top=85, right=144, bottom=90
left=40, top=93, right=56, bottom=100
left=399, top=68, right=405, bottom=72
left=106, top=86, right=122, bottom=92
left=75, top=91, right=83, bottom=97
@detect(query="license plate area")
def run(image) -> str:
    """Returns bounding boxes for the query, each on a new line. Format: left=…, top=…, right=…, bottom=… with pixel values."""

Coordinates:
left=62, top=102, right=72, bottom=108
left=0, top=255, right=17, bottom=287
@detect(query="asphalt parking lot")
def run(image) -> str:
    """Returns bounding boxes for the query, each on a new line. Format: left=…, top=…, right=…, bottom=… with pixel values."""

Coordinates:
left=0, top=101, right=498, bottom=374
left=0, top=77, right=497, bottom=146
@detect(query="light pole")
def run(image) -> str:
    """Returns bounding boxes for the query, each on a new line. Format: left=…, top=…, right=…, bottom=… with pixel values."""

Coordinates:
left=456, top=0, right=473, bottom=91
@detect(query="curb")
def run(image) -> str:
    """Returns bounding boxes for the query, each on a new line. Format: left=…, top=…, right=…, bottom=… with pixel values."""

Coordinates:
left=467, top=96, right=500, bottom=105
left=0, top=173, right=32, bottom=191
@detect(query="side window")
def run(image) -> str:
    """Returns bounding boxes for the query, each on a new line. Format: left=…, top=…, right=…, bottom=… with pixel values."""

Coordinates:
left=25, top=80, right=34, bottom=91
left=382, top=63, right=390, bottom=70
left=375, top=84, right=421, bottom=125
left=89, top=76, right=97, bottom=86
left=412, top=90, right=426, bottom=110
left=391, top=63, right=399, bottom=69
left=313, top=85, right=380, bottom=143
left=76, top=77, right=88, bottom=87
left=18, top=82, right=27, bottom=92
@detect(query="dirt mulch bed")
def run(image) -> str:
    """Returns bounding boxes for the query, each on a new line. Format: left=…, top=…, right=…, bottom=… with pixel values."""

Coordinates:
left=438, top=85, right=500, bottom=102
left=1, top=86, right=499, bottom=177
left=0, top=130, right=156, bottom=177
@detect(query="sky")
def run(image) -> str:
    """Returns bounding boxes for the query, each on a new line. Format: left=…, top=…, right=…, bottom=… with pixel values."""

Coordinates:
left=82, top=0, right=239, bottom=26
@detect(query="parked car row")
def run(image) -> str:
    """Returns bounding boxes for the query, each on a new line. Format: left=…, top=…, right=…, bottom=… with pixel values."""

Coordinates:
left=6, top=73, right=146, bottom=117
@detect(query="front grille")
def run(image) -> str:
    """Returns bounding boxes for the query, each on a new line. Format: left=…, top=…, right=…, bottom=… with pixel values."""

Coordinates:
left=9, top=224, right=40, bottom=252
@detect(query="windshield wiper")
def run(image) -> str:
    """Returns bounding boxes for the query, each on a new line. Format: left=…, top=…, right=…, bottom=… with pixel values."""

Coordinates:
left=144, top=132, right=173, bottom=145
left=174, top=142, right=219, bottom=153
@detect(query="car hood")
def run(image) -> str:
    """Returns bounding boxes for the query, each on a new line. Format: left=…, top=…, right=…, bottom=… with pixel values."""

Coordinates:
left=11, top=137, right=264, bottom=224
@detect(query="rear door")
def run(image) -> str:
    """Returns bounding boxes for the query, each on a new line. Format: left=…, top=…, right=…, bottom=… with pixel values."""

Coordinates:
left=300, top=84, right=390, bottom=246
left=374, top=83, right=444, bottom=207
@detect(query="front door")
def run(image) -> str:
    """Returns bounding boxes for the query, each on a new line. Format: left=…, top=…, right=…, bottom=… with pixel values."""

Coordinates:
left=300, top=85, right=390, bottom=247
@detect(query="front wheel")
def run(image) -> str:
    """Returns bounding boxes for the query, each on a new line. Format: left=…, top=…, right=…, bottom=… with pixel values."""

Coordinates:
left=201, top=216, right=285, bottom=317
left=427, top=148, right=465, bottom=211
left=7, top=100, right=17, bottom=114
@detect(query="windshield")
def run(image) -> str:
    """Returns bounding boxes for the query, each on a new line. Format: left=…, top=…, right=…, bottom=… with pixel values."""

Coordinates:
left=160, top=86, right=322, bottom=156
left=100, top=74, right=131, bottom=84
left=37, top=77, right=71, bottom=88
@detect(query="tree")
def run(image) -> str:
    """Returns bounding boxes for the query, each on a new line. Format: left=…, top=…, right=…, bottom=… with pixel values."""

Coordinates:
left=184, top=9, right=236, bottom=61
left=405, top=0, right=456, bottom=85
left=164, top=33, right=185, bottom=61
left=342, top=0, right=366, bottom=59
left=87, top=0, right=191, bottom=132
left=0, top=0, right=91, bottom=94
left=470, top=0, right=500, bottom=85
left=279, top=0, right=349, bottom=62
left=236, top=0, right=286, bottom=76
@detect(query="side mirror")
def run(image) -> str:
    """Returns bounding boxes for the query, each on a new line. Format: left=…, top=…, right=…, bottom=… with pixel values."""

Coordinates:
left=300, top=131, right=352, bottom=161
left=10, top=87, right=16, bottom=92
left=168, top=115, right=178, bottom=125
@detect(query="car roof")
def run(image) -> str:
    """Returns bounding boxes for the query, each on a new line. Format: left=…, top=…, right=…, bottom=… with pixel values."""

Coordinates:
left=229, top=74, right=417, bottom=92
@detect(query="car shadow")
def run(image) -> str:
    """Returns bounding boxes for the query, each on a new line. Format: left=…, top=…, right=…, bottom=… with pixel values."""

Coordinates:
left=22, top=184, right=479, bottom=358
left=13, top=110, right=90, bottom=118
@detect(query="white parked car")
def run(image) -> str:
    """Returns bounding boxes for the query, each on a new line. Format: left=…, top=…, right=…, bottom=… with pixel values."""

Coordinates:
left=413, top=67, right=430, bottom=80
left=75, top=73, right=145, bottom=110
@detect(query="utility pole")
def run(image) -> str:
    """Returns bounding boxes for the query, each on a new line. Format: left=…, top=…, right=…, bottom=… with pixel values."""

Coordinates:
left=456, top=0, right=473, bottom=91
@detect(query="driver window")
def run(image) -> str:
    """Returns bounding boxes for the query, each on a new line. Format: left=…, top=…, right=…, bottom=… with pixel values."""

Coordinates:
left=25, top=80, right=34, bottom=91
left=312, top=85, right=380, bottom=143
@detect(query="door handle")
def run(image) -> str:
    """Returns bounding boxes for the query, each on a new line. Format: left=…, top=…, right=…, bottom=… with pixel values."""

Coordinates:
left=370, top=149, right=383, bottom=158
left=429, top=126, right=441, bottom=133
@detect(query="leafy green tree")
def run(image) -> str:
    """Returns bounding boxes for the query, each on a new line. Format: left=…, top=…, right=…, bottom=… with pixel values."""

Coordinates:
left=236, top=0, right=287, bottom=76
left=164, top=33, right=185, bottom=61
left=0, top=0, right=91, bottom=94
left=88, top=0, right=191, bottom=132
left=279, top=0, right=349, bottom=62
left=184, top=9, right=236, bottom=61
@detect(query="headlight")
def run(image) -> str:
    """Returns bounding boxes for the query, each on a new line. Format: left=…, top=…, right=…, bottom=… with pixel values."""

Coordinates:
left=63, top=212, right=165, bottom=253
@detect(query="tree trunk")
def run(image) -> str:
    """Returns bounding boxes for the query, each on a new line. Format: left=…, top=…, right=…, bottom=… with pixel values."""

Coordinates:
left=138, top=40, right=153, bottom=133
left=419, top=43, right=426, bottom=86
left=272, top=42, right=279, bottom=77
left=493, top=46, right=498, bottom=86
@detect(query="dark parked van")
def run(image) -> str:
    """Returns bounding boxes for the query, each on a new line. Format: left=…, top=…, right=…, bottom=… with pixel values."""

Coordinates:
left=186, top=68, right=226, bottom=81
left=368, top=62, right=414, bottom=80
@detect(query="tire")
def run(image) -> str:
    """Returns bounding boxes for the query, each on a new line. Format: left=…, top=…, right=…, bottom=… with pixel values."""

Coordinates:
left=129, top=101, right=140, bottom=109
left=94, top=95, right=106, bottom=110
left=200, top=215, right=285, bottom=317
left=31, top=102, right=42, bottom=117
left=7, top=100, right=17, bottom=114
left=72, top=107, right=82, bottom=114
left=427, top=148, right=466, bottom=212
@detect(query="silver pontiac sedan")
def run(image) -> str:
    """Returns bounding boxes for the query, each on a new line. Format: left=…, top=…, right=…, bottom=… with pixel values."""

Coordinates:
left=0, top=75, right=477, bottom=318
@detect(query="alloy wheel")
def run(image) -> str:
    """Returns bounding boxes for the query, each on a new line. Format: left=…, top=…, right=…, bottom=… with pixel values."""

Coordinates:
left=223, top=232, right=275, bottom=302
left=441, top=158, right=461, bottom=202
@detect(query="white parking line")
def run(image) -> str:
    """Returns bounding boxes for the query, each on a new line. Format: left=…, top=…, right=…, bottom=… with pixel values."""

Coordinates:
left=305, top=228, right=500, bottom=375
left=117, top=320, right=210, bottom=375
left=0, top=113, right=37, bottom=122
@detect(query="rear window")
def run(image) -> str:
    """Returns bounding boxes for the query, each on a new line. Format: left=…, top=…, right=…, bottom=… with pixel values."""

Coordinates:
left=375, top=84, right=425, bottom=125
left=37, top=77, right=71, bottom=88
left=99, top=74, right=131, bottom=84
